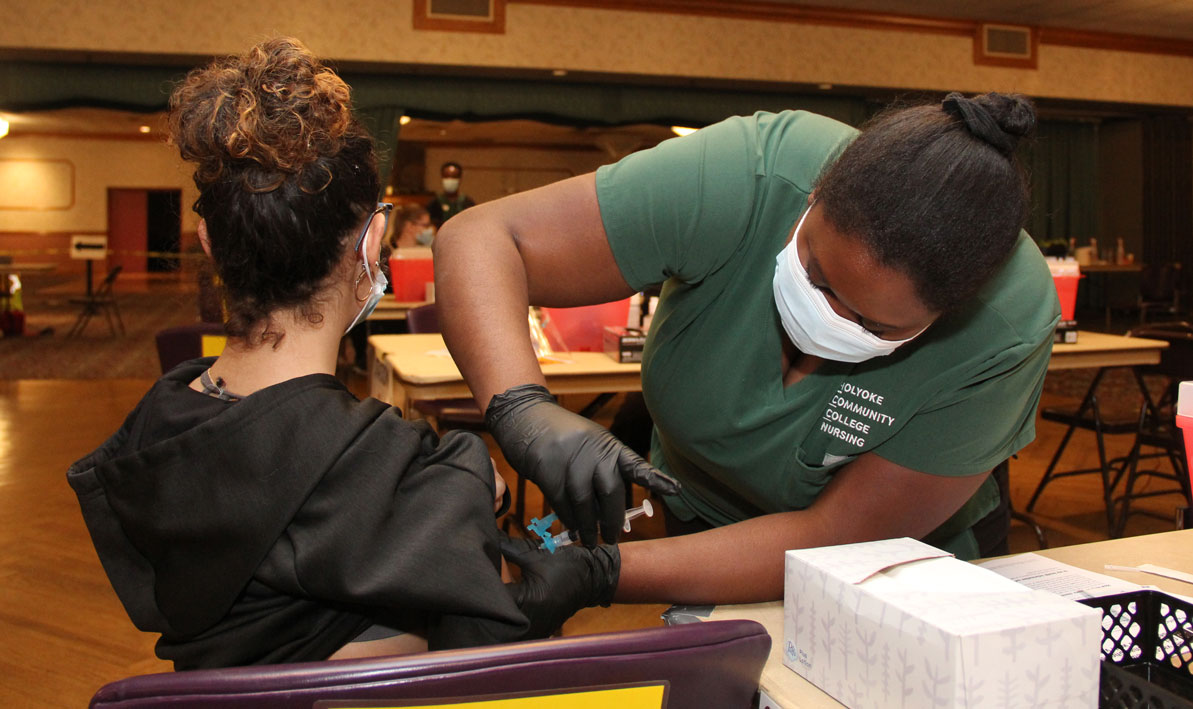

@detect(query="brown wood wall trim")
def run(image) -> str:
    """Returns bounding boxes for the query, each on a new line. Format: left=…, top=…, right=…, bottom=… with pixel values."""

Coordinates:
left=513, top=0, right=971, bottom=37
left=1041, top=27, right=1193, bottom=59
left=512, top=0, right=1193, bottom=59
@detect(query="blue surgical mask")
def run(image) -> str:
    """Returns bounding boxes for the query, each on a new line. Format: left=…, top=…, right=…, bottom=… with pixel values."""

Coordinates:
left=415, top=227, right=434, bottom=246
left=772, top=205, right=924, bottom=362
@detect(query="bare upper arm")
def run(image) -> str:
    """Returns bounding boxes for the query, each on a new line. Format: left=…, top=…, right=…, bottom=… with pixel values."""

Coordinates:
left=443, top=172, right=636, bottom=307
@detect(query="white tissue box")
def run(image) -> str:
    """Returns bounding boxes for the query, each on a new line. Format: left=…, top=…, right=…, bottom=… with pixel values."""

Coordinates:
left=782, top=538, right=1101, bottom=708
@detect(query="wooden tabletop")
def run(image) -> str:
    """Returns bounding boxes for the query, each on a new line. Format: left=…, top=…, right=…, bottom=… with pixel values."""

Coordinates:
left=1079, top=264, right=1144, bottom=273
left=367, top=330, right=1166, bottom=410
left=375, top=331, right=1161, bottom=379
left=367, top=333, right=641, bottom=411
left=370, top=333, right=640, bottom=385
left=0, top=262, right=56, bottom=275
left=1049, top=330, right=1167, bottom=370
left=712, top=529, right=1193, bottom=708
left=367, top=299, right=428, bottom=321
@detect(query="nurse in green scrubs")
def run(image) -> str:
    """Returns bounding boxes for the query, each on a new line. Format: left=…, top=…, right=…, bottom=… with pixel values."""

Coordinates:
left=435, top=92, right=1057, bottom=608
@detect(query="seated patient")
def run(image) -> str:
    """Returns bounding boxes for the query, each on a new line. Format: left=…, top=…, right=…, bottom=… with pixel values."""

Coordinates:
left=67, top=37, right=548, bottom=669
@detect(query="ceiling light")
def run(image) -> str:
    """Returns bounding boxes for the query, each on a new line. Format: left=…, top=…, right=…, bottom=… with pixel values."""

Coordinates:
left=399, top=115, right=412, bottom=125
left=0, top=118, right=8, bottom=139
left=818, top=83, right=834, bottom=91
left=552, top=69, right=568, bottom=77
left=671, top=126, right=698, bottom=137
left=138, top=125, right=151, bottom=133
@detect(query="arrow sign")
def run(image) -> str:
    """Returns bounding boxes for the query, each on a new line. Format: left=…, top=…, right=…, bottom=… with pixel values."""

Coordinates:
left=70, top=235, right=108, bottom=261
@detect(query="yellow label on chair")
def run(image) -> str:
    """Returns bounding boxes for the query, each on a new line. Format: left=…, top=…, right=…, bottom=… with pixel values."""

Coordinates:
left=200, top=335, right=226, bottom=357
left=328, top=683, right=666, bottom=708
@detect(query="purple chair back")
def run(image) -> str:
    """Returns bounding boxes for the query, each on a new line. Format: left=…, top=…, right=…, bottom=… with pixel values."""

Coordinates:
left=406, top=302, right=440, bottom=334
left=155, top=323, right=227, bottom=373
left=90, top=620, right=769, bottom=708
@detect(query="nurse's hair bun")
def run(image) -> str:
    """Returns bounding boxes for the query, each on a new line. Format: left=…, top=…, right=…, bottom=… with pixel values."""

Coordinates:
left=815, top=91, right=1035, bottom=314
left=941, top=92, right=1036, bottom=156
left=169, top=36, right=356, bottom=194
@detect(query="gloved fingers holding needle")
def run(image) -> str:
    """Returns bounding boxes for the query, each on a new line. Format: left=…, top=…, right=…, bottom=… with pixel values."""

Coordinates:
left=503, top=469, right=652, bottom=636
left=500, top=534, right=621, bottom=639
left=485, top=383, right=680, bottom=547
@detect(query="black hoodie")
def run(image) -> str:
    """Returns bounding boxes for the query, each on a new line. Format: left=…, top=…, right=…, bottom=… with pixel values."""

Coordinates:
left=67, top=358, right=528, bottom=669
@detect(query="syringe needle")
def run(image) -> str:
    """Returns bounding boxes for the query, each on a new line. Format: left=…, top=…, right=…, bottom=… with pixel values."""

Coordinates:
left=531, top=499, right=656, bottom=552
left=622, top=499, right=655, bottom=533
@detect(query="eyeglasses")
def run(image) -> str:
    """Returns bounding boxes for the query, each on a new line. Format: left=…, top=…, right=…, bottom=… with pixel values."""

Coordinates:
left=354, top=202, right=394, bottom=253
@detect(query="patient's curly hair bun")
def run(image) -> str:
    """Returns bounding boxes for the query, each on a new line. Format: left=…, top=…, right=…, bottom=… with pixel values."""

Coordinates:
left=170, top=37, right=357, bottom=193
left=168, top=37, right=379, bottom=342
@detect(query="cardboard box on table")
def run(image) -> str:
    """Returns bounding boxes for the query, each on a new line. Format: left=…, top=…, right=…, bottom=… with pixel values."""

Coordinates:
left=782, top=538, right=1101, bottom=708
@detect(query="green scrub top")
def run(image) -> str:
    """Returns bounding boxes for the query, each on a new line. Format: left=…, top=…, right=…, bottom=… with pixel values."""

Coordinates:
left=595, top=110, right=1059, bottom=559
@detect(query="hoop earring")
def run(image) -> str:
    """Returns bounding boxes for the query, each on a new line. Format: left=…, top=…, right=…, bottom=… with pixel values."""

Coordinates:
left=354, top=267, right=371, bottom=302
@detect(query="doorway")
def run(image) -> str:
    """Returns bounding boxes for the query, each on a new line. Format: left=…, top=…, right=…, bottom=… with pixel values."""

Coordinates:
left=107, top=188, right=182, bottom=274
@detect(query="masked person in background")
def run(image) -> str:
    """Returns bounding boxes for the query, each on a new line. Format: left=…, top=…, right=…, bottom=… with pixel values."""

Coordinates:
left=435, top=93, right=1059, bottom=613
left=427, top=161, right=476, bottom=228
left=389, top=204, right=435, bottom=249
left=66, top=37, right=611, bottom=670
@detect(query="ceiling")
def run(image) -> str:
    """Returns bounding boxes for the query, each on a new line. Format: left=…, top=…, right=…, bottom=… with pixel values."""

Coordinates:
left=4, top=1, right=1193, bottom=144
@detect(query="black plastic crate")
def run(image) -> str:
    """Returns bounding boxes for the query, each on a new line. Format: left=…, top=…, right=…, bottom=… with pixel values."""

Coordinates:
left=1081, top=590, right=1193, bottom=708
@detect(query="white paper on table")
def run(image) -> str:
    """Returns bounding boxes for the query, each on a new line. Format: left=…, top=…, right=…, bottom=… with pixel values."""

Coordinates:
left=1107, top=563, right=1193, bottom=586
left=979, top=552, right=1143, bottom=600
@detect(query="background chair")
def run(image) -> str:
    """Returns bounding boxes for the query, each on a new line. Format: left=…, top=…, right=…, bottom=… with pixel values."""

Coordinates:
left=67, top=265, right=125, bottom=337
left=1026, top=365, right=1143, bottom=535
left=1112, top=322, right=1193, bottom=535
left=90, top=619, right=770, bottom=709
left=154, top=322, right=227, bottom=373
left=405, top=301, right=440, bottom=334
left=1138, top=262, right=1183, bottom=324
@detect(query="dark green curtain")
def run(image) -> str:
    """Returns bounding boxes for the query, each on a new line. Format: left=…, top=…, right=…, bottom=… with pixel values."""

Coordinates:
left=357, top=105, right=403, bottom=194
left=0, top=61, right=182, bottom=112
left=345, top=73, right=871, bottom=129
left=1022, top=119, right=1100, bottom=250
left=1142, top=115, right=1193, bottom=276
left=0, top=59, right=869, bottom=129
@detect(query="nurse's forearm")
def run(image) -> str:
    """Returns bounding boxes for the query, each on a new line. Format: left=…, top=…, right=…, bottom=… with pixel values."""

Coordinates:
left=615, top=510, right=834, bottom=604
left=434, top=208, right=546, bottom=410
left=614, top=456, right=991, bottom=604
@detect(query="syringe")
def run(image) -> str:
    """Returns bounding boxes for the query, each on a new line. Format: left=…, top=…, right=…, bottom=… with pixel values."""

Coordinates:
left=527, top=499, right=654, bottom=553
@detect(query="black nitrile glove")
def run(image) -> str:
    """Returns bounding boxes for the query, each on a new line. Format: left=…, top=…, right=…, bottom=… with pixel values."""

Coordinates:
left=486, top=383, right=680, bottom=547
left=501, top=535, right=620, bottom=639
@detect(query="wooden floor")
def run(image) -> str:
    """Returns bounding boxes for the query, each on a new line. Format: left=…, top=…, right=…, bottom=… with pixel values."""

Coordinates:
left=0, top=375, right=1185, bottom=706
